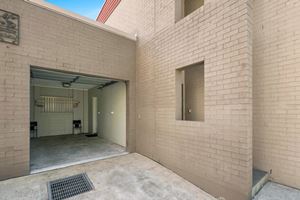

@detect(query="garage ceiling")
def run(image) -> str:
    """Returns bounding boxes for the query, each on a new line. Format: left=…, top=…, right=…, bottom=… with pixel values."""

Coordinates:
left=31, top=68, right=117, bottom=90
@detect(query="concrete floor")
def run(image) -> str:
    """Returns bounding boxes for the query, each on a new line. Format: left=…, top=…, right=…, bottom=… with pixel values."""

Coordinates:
left=30, top=134, right=126, bottom=173
left=0, top=153, right=216, bottom=200
left=253, top=182, right=300, bottom=200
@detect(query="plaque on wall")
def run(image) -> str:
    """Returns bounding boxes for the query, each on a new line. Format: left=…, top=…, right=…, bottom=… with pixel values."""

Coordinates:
left=0, top=9, right=19, bottom=45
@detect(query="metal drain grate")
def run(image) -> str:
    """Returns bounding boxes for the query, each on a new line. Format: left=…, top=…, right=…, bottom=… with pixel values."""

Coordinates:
left=47, top=173, right=94, bottom=200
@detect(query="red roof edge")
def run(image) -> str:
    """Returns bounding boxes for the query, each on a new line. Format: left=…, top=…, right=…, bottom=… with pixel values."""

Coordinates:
left=97, top=0, right=121, bottom=23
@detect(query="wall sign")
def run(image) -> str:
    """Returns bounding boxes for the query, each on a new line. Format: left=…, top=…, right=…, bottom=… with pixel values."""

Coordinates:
left=0, top=9, right=19, bottom=45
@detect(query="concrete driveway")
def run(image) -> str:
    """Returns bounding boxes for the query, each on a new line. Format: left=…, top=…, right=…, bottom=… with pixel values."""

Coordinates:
left=0, top=153, right=216, bottom=200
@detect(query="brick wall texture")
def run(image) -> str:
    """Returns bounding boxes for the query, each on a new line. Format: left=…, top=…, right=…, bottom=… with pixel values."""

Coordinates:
left=106, top=0, right=253, bottom=199
left=1, top=0, right=300, bottom=200
left=106, top=0, right=300, bottom=198
left=253, top=0, right=300, bottom=189
left=0, top=0, right=136, bottom=180
left=105, top=0, right=137, bottom=35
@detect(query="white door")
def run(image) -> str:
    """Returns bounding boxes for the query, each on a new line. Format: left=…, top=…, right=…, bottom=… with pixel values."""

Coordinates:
left=92, top=97, right=98, bottom=134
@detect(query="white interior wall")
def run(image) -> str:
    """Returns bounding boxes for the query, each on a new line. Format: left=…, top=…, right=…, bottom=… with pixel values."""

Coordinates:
left=31, top=86, right=89, bottom=137
left=88, top=82, right=126, bottom=147
left=73, top=88, right=89, bottom=133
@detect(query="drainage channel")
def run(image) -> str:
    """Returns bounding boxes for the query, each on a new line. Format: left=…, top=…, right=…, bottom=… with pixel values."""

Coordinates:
left=48, top=173, right=94, bottom=200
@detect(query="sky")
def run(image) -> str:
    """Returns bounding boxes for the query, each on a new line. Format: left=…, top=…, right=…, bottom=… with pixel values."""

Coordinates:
left=46, top=0, right=106, bottom=20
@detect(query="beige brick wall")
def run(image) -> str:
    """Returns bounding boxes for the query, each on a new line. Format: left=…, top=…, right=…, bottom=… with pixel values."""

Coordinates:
left=0, top=0, right=136, bottom=180
left=105, top=0, right=137, bottom=35
left=106, top=0, right=253, bottom=199
left=253, top=0, right=300, bottom=189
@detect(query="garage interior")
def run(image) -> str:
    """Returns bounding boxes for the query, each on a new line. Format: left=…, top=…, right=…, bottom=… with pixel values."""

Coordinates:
left=30, top=67, right=127, bottom=173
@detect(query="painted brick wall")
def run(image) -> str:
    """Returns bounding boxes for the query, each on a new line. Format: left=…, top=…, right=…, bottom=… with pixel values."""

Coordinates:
left=0, top=0, right=136, bottom=180
left=106, top=0, right=253, bottom=199
left=253, top=0, right=300, bottom=189
left=105, top=0, right=137, bottom=35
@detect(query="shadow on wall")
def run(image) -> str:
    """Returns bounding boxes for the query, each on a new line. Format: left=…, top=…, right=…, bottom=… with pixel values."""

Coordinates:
left=88, top=82, right=126, bottom=147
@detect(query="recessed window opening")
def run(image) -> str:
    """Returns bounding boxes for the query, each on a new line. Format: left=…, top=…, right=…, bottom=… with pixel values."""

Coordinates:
left=175, top=0, right=204, bottom=22
left=176, top=62, right=204, bottom=121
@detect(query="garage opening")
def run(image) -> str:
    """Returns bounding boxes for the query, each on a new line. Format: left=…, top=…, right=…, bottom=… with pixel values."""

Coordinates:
left=30, top=67, right=127, bottom=173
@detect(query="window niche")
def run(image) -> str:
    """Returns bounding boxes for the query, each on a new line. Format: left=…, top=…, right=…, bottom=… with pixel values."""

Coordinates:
left=176, top=62, right=204, bottom=121
left=175, top=0, right=204, bottom=22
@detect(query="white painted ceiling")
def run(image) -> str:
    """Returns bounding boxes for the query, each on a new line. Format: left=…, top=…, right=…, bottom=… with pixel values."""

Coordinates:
left=31, top=68, right=116, bottom=90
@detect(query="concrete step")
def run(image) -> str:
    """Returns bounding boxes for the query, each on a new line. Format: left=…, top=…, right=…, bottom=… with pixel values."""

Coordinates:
left=252, top=169, right=269, bottom=198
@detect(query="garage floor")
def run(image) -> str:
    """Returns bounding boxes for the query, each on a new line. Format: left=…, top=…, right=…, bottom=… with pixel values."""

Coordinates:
left=30, top=134, right=126, bottom=173
left=0, top=153, right=215, bottom=200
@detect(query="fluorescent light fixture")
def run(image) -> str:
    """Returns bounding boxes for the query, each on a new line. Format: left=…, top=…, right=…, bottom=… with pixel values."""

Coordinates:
left=62, top=82, right=71, bottom=88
